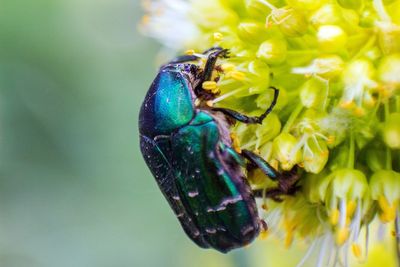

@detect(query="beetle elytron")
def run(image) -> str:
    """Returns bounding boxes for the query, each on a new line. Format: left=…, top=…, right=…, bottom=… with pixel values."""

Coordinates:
left=139, top=47, right=298, bottom=253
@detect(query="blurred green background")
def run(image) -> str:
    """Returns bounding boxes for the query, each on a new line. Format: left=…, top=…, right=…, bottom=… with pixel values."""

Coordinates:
left=0, top=1, right=284, bottom=266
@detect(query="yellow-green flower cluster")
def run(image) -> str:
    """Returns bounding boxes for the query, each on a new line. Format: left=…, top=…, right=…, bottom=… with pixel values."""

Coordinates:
left=141, top=0, right=400, bottom=264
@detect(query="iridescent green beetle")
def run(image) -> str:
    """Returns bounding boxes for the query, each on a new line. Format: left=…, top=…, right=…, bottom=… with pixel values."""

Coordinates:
left=139, top=47, right=298, bottom=253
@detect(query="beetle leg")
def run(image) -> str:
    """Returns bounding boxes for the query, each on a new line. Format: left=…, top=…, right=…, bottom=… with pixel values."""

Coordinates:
left=212, top=87, right=279, bottom=124
left=241, top=149, right=279, bottom=181
left=194, top=48, right=230, bottom=98
left=200, top=48, right=230, bottom=83
left=252, top=184, right=301, bottom=201
left=242, top=149, right=300, bottom=199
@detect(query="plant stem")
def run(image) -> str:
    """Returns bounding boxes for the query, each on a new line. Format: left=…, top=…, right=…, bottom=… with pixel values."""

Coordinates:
left=347, top=131, right=355, bottom=169
left=386, top=146, right=392, bottom=170
left=385, top=101, right=392, bottom=170
left=282, top=103, right=303, bottom=133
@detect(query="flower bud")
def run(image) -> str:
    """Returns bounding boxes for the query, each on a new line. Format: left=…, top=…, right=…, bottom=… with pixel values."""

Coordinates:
left=303, top=138, right=329, bottom=174
left=299, top=77, right=325, bottom=108
left=337, top=0, right=362, bottom=10
left=359, top=4, right=378, bottom=28
left=302, top=171, right=331, bottom=203
left=256, top=113, right=282, bottom=145
left=235, top=123, right=257, bottom=147
left=286, top=0, right=326, bottom=11
left=378, top=53, right=400, bottom=88
left=317, top=25, right=347, bottom=53
left=370, top=170, right=400, bottom=222
left=382, top=112, right=400, bottom=149
left=245, top=0, right=272, bottom=21
left=257, top=87, right=287, bottom=111
left=343, top=59, right=376, bottom=85
left=259, top=141, right=273, bottom=160
left=310, top=4, right=343, bottom=27
left=341, top=59, right=377, bottom=105
left=272, top=133, right=302, bottom=170
left=292, top=55, right=345, bottom=80
left=237, top=21, right=269, bottom=44
left=257, top=38, right=287, bottom=65
left=328, top=168, right=368, bottom=201
left=322, top=168, right=368, bottom=245
left=315, top=55, right=344, bottom=80
left=275, top=9, right=308, bottom=37
left=378, top=24, right=400, bottom=54
left=247, top=60, right=270, bottom=80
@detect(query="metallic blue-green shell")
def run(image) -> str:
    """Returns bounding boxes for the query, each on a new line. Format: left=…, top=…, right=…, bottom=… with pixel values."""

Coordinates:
left=139, top=65, right=260, bottom=253
left=139, top=68, right=195, bottom=138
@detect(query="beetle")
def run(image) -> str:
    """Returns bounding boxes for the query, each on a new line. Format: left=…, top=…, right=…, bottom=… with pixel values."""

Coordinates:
left=139, top=47, right=298, bottom=253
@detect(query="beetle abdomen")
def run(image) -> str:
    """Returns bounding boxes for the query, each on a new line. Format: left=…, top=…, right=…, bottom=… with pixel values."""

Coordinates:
left=140, top=134, right=210, bottom=248
left=170, top=114, right=260, bottom=252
